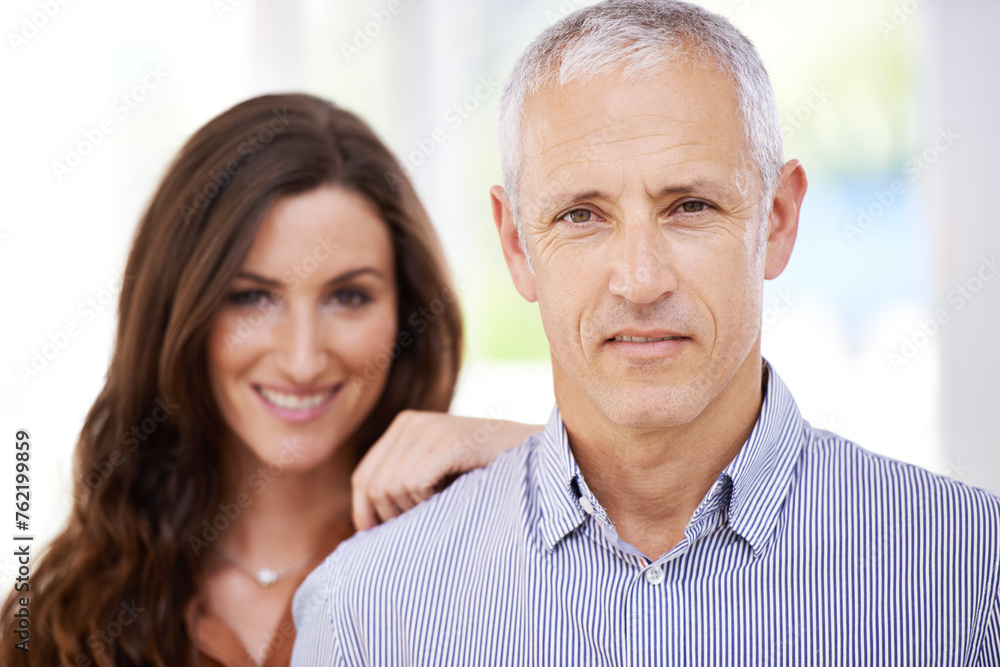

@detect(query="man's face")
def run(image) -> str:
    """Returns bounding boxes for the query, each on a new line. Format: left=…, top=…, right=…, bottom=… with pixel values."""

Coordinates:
left=508, top=58, right=775, bottom=431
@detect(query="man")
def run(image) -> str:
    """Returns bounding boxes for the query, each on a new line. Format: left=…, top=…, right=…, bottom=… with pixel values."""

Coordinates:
left=293, top=1, right=1000, bottom=664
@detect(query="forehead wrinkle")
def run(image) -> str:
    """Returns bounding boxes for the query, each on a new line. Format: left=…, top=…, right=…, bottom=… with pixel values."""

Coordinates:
left=534, top=116, right=707, bottom=158
left=538, top=140, right=711, bottom=198
left=528, top=121, right=604, bottom=154
left=527, top=105, right=701, bottom=156
left=584, top=113, right=708, bottom=144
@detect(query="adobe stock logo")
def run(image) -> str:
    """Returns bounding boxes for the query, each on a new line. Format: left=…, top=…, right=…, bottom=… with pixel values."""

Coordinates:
left=877, top=0, right=927, bottom=40
left=7, top=0, right=72, bottom=53
left=886, top=254, right=1000, bottom=371
left=339, top=0, right=408, bottom=63
left=393, top=76, right=502, bottom=179
left=780, top=85, right=833, bottom=141
left=50, top=65, right=169, bottom=182
left=179, top=107, right=295, bottom=223
left=351, top=283, right=462, bottom=390
left=18, top=271, right=133, bottom=385
left=844, top=127, right=959, bottom=244
left=761, top=289, right=798, bottom=333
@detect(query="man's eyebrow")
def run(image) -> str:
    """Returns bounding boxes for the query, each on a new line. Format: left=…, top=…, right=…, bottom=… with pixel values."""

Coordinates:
left=542, top=180, right=731, bottom=213
left=539, top=190, right=606, bottom=213
left=655, top=180, right=731, bottom=199
left=235, top=267, right=385, bottom=286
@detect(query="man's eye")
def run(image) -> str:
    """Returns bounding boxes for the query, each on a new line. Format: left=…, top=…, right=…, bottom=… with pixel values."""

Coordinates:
left=331, top=288, right=371, bottom=308
left=679, top=201, right=709, bottom=213
left=562, top=209, right=594, bottom=223
left=228, top=289, right=276, bottom=307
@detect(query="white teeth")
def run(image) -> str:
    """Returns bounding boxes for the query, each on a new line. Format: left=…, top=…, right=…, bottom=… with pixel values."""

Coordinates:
left=258, top=387, right=333, bottom=411
left=613, top=335, right=681, bottom=343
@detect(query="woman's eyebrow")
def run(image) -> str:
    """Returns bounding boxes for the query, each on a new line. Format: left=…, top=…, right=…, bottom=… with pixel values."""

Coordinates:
left=235, top=271, right=280, bottom=286
left=322, top=267, right=385, bottom=286
left=234, top=267, right=386, bottom=287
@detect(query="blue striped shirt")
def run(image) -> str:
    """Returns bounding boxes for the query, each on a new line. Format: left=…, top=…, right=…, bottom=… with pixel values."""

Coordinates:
left=292, top=363, right=1000, bottom=665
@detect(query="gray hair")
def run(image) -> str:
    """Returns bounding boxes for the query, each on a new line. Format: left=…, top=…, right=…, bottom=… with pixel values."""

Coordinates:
left=498, top=0, right=784, bottom=234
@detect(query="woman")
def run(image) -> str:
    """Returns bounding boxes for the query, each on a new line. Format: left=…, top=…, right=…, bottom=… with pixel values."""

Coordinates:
left=1, top=93, right=536, bottom=666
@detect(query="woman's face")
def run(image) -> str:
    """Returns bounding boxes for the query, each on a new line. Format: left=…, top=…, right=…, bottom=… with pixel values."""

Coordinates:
left=207, top=185, right=398, bottom=474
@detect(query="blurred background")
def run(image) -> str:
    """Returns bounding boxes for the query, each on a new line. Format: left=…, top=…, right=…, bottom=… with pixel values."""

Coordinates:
left=1, top=0, right=998, bottom=584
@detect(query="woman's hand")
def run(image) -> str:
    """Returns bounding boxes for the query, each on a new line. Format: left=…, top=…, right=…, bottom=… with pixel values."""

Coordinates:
left=351, top=410, right=541, bottom=531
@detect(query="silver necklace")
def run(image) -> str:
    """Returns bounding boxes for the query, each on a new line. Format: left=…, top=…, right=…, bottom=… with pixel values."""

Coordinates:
left=215, top=547, right=316, bottom=589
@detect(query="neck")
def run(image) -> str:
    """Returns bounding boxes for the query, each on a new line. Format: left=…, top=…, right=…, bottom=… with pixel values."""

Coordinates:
left=558, top=352, right=764, bottom=561
left=212, top=442, right=355, bottom=569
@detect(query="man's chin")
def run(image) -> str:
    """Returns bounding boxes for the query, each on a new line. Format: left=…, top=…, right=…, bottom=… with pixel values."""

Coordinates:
left=596, top=392, right=706, bottom=432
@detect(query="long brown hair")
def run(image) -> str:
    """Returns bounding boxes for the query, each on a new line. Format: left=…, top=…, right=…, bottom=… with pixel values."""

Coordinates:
left=1, top=93, right=462, bottom=665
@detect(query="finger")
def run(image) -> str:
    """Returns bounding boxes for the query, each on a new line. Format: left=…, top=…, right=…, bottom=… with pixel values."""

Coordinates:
left=354, top=410, right=413, bottom=485
left=368, top=491, right=405, bottom=526
left=386, top=424, right=465, bottom=511
left=352, top=411, right=416, bottom=530
left=369, top=433, right=440, bottom=523
left=352, top=497, right=378, bottom=533
left=369, top=417, right=470, bottom=524
left=397, top=470, right=438, bottom=511
left=360, top=412, right=441, bottom=527
left=368, top=472, right=433, bottom=525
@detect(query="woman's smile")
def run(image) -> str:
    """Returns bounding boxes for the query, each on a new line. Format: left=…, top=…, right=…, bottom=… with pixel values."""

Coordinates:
left=253, top=383, right=343, bottom=423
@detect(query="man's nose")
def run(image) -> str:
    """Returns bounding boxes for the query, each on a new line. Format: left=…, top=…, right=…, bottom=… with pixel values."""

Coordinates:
left=607, top=219, right=678, bottom=304
left=274, top=307, right=328, bottom=384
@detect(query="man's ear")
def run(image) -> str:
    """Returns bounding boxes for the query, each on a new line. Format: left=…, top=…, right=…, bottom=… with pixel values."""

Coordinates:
left=490, top=185, right=537, bottom=303
left=764, top=159, right=807, bottom=280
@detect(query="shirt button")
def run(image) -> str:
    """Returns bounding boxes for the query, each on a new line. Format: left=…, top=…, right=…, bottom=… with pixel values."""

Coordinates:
left=645, top=566, right=665, bottom=585
left=579, top=496, right=594, bottom=515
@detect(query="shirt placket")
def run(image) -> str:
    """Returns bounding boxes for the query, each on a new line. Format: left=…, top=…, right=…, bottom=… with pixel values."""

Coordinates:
left=579, top=475, right=733, bottom=667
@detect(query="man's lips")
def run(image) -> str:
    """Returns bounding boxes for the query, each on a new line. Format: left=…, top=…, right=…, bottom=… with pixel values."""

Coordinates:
left=604, top=330, right=690, bottom=357
left=610, top=334, right=685, bottom=343
left=606, top=329, right=688, bottom=343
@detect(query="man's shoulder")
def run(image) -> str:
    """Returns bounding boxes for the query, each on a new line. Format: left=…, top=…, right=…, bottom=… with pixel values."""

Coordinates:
left=326, top=430, right=542, bottom=575
left=292, top=433, right=545, bottom=658
left=799, top=422, right=1000, bottom=526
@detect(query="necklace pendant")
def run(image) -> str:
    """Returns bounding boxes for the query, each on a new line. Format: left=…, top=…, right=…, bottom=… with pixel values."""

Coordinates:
left=256, top=567, right=278, bottom=588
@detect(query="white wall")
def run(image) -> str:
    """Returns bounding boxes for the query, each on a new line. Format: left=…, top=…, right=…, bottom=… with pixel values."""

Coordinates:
left=931, top=0, right=1000, bottom=494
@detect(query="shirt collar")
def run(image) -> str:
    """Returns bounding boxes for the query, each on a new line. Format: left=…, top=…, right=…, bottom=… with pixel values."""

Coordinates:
left=533, top=360, right=806, bottom=556
left=718, top=362, right=806, bottom=555
left=536, top=405, right=589, bottom=551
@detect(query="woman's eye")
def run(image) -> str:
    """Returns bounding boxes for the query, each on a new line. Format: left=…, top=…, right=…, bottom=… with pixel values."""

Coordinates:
left=228, top=289, right=276, bottom=307
left=679, top=201, right=709, bottom=214
left=561, top=209, right=594, bottom=223
left=331, top=288, right=371, bottom=308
